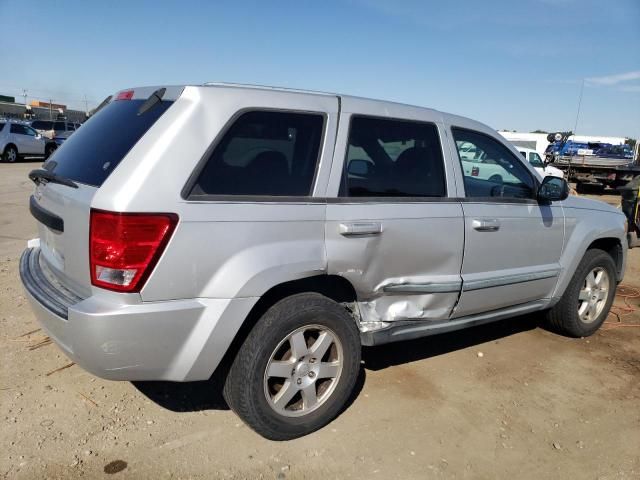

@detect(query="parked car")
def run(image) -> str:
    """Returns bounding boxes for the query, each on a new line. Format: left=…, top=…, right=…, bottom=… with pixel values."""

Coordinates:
left=30, top=120, right=80, bottom=140
left=517, top=147, right=564, bottom=178
left=1, top=119, right=58, bottom=162
left=20, top=84, right=627, bottom=440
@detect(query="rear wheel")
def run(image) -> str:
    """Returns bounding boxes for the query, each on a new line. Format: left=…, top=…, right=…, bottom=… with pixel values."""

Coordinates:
left=3, top=145, right=18, bottom=163
left=223, top=293, right=361, bottom=440
left=544, top=249, right=616, bottom=337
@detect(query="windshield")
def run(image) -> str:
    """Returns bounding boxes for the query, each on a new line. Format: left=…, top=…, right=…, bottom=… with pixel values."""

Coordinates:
left=47, top=99, right=174, bottom=187
left=529, top=152, right=544, bottom=167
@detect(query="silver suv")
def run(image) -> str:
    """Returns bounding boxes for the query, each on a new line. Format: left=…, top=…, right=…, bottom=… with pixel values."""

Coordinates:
left=20, top=84, right=627, bottom=440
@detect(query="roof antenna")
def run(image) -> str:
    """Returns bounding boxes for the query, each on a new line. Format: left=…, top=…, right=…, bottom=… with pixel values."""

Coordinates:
left=572, top=79, right=585, bottom=140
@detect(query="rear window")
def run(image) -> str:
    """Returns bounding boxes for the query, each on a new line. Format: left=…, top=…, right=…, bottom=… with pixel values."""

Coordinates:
left=31, top=120, right=52, bottom=130
left=48, top=99, right=173, bottom=187
left=53, top=121, right=66, bottom=131
left=190, top=110, right=324, bottom=197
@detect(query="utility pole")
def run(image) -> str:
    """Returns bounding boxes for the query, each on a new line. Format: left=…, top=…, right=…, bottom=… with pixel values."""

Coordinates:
left=22, top=89, right=27, bottom=106
left=84, top=94, right=88, bottom=114
left=49, top=99, right=53, bottom=120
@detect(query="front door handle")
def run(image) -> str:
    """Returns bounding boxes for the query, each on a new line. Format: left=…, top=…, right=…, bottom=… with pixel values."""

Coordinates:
left=472, top=218, right=500, bottom=232
left=339, top=222, right=382, bottom=236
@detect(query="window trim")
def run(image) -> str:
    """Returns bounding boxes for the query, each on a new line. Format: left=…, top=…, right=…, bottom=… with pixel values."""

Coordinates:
left=181, top=108, right=328, bottom=201
left=339, top=114, right=449, bottom=200
left=450, top=126, right=538, bottom=201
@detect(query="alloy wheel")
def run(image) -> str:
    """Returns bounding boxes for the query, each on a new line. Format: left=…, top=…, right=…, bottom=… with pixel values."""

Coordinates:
left=263, top=324, right=343, bottom=418
left=577, top=266, right=610, bottom=323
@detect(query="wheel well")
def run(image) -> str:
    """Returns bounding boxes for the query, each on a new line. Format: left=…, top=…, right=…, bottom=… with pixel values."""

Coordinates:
left=213, top=275, right=357, bottom=381
left=4, top=143, right=17, bottom=153
left=587, top=237, right=623, bottom=279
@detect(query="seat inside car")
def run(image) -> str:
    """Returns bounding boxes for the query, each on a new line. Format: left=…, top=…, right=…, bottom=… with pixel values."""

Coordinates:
left=394, top=146, right=445, bottom=196
left=246, top=150, right=289, bottom=194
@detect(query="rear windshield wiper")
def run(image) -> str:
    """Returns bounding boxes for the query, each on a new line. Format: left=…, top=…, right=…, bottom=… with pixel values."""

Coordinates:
left=29, top=169, right=78, bottom=189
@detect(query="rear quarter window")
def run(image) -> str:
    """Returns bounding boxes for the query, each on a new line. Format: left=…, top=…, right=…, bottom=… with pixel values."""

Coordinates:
left=47, top=99, right=173, bottom=187
left=189, top=110, right=325, bottom=197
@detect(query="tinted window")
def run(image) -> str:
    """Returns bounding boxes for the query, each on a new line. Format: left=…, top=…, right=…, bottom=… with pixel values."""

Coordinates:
left=341, top=116, right=446, bottom=198
left=66, top=123, right=76, bottom=131
left=452, top=128, right=534, bottom=199
left=48, top=99, right=174, bottom=187
left=31, top=121, right=51, bottom=130
left=191, top=111, right=324, bottom=197
left=10, top=124, right=27, bottom=135
left=53, top=122, right=66, bottom=131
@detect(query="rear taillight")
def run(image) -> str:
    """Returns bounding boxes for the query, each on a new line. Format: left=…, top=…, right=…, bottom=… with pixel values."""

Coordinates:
left=471, top=166, right=479, bottom=176
left=89, top=210, right=178, bottom=292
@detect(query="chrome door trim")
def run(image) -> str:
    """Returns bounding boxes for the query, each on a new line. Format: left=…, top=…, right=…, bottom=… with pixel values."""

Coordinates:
left=463, top=269, right=560, bottom=292
left=383, top=280, right=462, bottom=294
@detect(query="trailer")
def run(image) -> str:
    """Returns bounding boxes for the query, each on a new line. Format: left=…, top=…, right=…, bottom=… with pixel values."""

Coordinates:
left=552, top=154, right=640, bottom=191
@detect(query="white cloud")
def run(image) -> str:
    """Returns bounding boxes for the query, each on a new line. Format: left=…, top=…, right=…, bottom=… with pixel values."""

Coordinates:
left=585, top=71, right=640, bottom=86
left=619, top=85, right=640, bottom=93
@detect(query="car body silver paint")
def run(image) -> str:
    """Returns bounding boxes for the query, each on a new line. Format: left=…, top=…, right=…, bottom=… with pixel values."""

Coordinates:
left=552, top=196, right=627, bottom=301
left=20, top=84, right=628, bottom=382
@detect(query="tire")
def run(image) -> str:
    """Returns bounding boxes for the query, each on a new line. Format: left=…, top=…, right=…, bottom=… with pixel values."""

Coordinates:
left=489, top=174, right=503, bottom=183
left=45, top=143, right=57, bottom=159
left=544, top=248, right=617, bottom=337
left=3, top=145, right=18, bottom=163
left=223, top=293, right=361, bottom=440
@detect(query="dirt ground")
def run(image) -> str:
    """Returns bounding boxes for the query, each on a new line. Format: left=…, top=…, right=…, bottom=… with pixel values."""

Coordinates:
left=1, top=161, right=639, bottom=480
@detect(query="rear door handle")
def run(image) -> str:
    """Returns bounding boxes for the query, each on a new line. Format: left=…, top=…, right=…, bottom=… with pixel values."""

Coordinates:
left=339, top=222, right=382, bottom=236
left=472, top=218, right=500, bottom=232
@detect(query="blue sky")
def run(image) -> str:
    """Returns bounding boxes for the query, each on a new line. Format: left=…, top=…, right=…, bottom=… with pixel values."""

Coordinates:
left=1, top=0, right=638, bottom=137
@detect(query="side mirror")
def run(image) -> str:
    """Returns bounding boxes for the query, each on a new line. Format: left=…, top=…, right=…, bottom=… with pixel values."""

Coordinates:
left=347, top=159, right=371, bottom=176
left=538, top=176, right=569, bottom=202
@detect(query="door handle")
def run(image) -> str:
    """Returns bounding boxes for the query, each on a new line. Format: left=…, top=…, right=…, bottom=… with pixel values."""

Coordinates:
left=339, top=222, right=382, bottom=236
left=472, top=218, right=500, bottom=232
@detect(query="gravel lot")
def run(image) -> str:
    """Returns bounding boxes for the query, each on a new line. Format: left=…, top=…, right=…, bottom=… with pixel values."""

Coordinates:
left=1, top=162, right=639, bottom=479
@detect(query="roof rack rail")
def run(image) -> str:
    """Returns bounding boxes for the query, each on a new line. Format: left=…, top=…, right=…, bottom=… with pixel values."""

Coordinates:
left=202, top=81, right=334, bottom=96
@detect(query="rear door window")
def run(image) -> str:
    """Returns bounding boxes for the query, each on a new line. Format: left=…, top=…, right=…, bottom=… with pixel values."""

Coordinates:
left=341, top=116, right=446, bottom=198
left=190, top=111, right=324, bottom=197
left=48, top=99, right=174, bottom=187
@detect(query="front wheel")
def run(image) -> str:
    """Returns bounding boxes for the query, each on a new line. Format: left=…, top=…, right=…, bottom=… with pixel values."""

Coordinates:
left=544, top=249, right=617, bottom=337
left=223, top=293, right=361, bottom=440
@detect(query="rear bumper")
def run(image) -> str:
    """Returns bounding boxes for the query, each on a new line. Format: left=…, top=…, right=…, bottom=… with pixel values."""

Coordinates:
left=19, top=248, right=257, bottom=381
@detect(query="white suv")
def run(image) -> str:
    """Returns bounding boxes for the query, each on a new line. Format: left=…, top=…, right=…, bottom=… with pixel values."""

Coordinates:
left=0, top=120, right=57, bottom=162
left=517, top=147, right=564, bottom=178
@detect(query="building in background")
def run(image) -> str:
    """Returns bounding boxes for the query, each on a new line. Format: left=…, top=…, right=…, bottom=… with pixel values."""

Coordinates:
left=0, top=96, right=87, bottom=123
